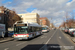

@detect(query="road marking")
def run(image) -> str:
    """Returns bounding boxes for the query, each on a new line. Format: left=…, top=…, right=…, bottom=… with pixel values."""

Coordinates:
left=39, top=30, right=57, bottom=50
left=67, top=37, right=69, bottom=38
left=45, top=30, right=57, bottom=44
left=41, top=36, right=44, bottom=38
left=59, top=36, right=61, bottom=39
left=41, top=36, right=47, bottom=38
left=4, top=48, right=9, bottom=50
left=16, top=42, right=26, bottom=46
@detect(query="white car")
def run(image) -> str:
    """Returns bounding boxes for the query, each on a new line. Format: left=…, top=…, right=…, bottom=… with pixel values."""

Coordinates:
left=68, top=28, right=75, bottom=35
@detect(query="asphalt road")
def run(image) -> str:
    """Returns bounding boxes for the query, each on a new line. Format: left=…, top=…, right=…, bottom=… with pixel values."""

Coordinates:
left=0, top=29, right=75, bottom=50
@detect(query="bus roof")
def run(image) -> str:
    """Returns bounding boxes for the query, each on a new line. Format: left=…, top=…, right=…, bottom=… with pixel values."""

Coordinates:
left=14, top=22, right=42, bottom=27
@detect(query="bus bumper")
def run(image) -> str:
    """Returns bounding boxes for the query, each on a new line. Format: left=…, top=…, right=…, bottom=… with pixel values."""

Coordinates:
left=42, top=31, right=48, bottom=33
left=14, top=37, right=28, bottom=40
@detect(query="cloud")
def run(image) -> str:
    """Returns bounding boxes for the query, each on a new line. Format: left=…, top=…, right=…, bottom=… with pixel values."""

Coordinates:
left=31, top=9, right=50, bottom=17
left=1, top=0, right=75, bottom=27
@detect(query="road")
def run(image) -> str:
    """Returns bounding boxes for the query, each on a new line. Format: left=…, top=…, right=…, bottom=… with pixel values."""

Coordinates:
left=0, top=29, right=75, bottom=50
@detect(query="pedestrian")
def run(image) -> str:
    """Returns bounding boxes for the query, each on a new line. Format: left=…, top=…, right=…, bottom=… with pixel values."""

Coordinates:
left=2, top=31, right=4, bottom=39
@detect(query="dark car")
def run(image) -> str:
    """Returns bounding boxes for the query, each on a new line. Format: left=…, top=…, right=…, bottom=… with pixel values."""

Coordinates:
left=8, top=31, right=14, bottom=37
left=71, top=31, right=75, bottom=37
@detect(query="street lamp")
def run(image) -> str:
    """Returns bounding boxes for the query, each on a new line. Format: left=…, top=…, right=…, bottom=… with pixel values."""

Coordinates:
left=40, top=20, right=42, bottom=26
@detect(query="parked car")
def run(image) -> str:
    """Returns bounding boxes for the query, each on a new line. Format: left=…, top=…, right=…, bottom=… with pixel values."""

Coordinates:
left=61, top=28, right=65, bottom=32
left=68, top=28, right=75, bottom=35
left=71, top=31, right=75, bottom=37
left=8, top=31, right=14, bottom=37
left=64, top=28, right=69, bottom=33
left=54, top=28, right=56, bottom=30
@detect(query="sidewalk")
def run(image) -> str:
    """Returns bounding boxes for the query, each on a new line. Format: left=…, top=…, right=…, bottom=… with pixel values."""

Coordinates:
left=72, top=38, right=75, bottom=43
left=0, top=37, right=14, bottom=43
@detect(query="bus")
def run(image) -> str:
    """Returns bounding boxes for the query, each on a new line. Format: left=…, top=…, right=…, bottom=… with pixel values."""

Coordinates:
left=42, top=26, right=50, bottom=33
left=13, top=21, right=42, bottom=40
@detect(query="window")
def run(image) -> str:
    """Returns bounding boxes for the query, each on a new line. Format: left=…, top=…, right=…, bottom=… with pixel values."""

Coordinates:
left=19, top=15, right=22, bottom=17
left=14, top=26, right=28, bottom=34
left=0, top=17, right=1, bottom=20
left=28, top=26, right=33, bottom=32
left=0, top=10, right=1, bottom=13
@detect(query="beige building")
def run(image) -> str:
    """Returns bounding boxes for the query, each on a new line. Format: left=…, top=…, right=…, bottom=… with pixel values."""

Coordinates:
left=50, top=23, right=55, bottom=28
left=18, top=13, right=40, bottom=24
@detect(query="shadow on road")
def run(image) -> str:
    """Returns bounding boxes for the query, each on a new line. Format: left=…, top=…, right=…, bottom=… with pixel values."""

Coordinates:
left=21, top=44, right=60, bottom=50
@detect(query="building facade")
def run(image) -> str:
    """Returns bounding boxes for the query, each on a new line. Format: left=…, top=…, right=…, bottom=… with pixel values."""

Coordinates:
left=18, top=13, right=40, bottom=24
left=50, top=23, right=55, bottom=28
left=0, top=6, right=21, bottom=30
left=40, top=17, right=50, bottom=27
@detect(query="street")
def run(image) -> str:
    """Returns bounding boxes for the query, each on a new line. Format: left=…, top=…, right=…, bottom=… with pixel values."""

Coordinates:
left=0, top=29, right=75, bottom=50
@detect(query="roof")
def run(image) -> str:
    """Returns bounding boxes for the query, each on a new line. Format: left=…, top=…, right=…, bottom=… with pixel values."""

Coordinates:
left=14, top=21, right=41, bottom=27
left=40, top=17, right=47, bottom=19
left=28, top=23, right=41, bottom=27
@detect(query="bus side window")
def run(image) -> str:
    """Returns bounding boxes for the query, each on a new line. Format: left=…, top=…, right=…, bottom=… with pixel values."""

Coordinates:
left=28, top=26, right=33, bottom=32
left=39, top=27, right=42, bottom=31
left=32, top=27, right=34, bottom=32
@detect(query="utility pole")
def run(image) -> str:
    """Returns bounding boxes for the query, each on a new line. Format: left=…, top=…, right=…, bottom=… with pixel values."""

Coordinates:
left=50, top=17, right=52, bottom=28
left=72, top=11, right=74, bottom=22
left=65, top=12, right=68, bottom=28
left=72, top=11, right=75, bottom=28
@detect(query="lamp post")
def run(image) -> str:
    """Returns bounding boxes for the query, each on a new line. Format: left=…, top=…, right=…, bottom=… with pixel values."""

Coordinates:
left=40, top=20, right=42, bottom=26
left=4, top=8, right=9, bottom=37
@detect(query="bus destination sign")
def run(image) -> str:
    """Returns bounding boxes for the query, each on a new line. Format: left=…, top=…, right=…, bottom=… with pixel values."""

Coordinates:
left=16, top=24, right=25, bottom=26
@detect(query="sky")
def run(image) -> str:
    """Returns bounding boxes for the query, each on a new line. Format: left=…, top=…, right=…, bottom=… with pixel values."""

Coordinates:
left=0, top=0, right=75, bottom=27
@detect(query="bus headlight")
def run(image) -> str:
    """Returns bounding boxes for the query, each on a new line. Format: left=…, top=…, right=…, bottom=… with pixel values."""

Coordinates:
left=27, top=35, right=29, bottom=37
left=13, top=35, right=15, bottom=37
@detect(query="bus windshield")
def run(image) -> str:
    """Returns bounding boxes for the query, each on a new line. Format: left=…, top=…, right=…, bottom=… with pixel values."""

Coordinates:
left=42, top=27, right=47, bottom=30
left=14, top=26, right=28, bottom=34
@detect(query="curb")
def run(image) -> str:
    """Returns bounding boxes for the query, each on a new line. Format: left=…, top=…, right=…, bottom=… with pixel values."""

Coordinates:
left=71, top=38, right=75, bottom=43
left=0, top=38, right=14, bottom=43
left=61, top=30, right=75, bottom=43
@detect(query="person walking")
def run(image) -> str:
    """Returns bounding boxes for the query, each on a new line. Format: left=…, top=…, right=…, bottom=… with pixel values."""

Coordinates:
left=2, top=32, right=4, bottom=39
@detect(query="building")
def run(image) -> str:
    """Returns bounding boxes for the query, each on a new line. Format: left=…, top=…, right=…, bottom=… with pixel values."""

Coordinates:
left=18, top=13, right=40, bottom=24
left=50, top=23, right=55, bottom=28
left=40, top=17, right=50, bottom=27
left=0, top=6, right=21, bottom=31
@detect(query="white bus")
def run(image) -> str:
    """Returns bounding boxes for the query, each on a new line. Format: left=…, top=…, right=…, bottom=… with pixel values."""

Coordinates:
left=42, top=26, right=50, bottom=33
left=13, top=21, right=42, bottom=40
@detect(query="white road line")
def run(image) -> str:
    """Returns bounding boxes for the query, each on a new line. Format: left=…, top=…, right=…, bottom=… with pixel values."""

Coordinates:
left=45, top=30, right=57, bottom=44
left=41, top=36, right=47, bottom=38
left=39, top=30, right=57, bottom=50
left=4, top=48, right=9, bottom=50
left=41, top=36, right=44, bottom=38
left=59, top=36, right=61, bottom=39
left=67, top=37, right=69, bottom=38
left=16, top=42, right=26, bottom=46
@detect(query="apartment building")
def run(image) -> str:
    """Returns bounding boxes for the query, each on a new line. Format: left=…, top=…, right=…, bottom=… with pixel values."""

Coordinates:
left=40, top=17, right=50, bottom=27
left=18, top=13, right=40, bottom=24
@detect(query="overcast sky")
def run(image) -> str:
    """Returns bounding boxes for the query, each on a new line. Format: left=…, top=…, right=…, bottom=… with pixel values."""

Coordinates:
left=1, top=0, right=75, bottom=27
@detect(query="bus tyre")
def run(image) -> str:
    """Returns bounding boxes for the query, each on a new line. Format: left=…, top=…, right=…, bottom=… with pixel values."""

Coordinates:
left=28, top=37, right=29, bottom=40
